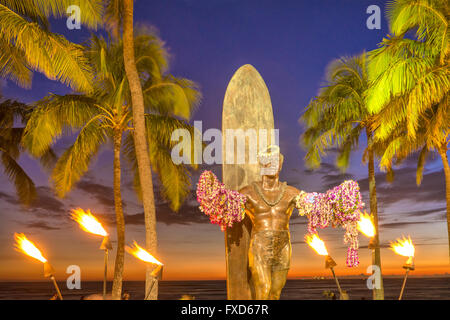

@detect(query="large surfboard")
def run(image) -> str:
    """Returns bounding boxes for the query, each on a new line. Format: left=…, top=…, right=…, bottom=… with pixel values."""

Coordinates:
left=222, top=64, right=275, bottom=300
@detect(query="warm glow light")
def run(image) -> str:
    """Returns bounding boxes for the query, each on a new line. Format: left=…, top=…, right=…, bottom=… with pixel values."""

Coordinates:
left=357, top=211, right=375, bottom=238
left=390, top=236, right=415, bottom=257
left=305, top=234, right=328, bottom=256
left=14, top=233, right=47, bottom=263
left=126, top=241, right=163, bottom=265
left=71, top=208, right=108, bottom=237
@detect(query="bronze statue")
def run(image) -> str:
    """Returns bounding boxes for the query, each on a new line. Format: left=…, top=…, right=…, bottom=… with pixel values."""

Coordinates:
left=239, top=146, right=302, bottom=300
left=197, top=144, right=363, bottom=300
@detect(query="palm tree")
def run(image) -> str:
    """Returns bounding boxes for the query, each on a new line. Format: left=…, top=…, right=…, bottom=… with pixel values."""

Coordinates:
left=0, top=0, right=104, bottom=92
left=1, top=95, right=36, bottom=204
left=22, top=32, right=200, bottom=299
left=367, top=0, right=449, bottom=256
left=121, top=0, right=160, bottom=300
left=374, top=105, right=448, bottom=187
left=300, top=53, right=385, bottom=300
left=0, top=94, right=55, bottom=204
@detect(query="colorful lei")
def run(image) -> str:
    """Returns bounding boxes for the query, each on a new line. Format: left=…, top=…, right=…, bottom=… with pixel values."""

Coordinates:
left=196, top=171, right=247, bottom=231
left=295, top=180, right=364, bottom=267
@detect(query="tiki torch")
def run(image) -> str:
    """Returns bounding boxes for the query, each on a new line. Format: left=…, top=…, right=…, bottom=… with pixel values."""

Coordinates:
left=14, top=233, right=63, bottom=300
left=358, top=211, right=376, bottom=241
left=70, top=208, right=112, bottom=299
left=390, top=236, right=415, bottom=300
left=357, top=211, right=379, bottom=292
left=126, top=241, right=163, bottom=300
left=305, top=234, right=347, bottom=299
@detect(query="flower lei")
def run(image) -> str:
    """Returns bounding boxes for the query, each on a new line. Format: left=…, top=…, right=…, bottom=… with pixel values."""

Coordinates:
left=295, top=180, right=364, bottom=267
left=196, top=171, right=246, bottom=231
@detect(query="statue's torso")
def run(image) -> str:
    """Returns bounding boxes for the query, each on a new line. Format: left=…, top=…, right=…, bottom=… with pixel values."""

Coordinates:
left=240, top=181, right=300, bottom=232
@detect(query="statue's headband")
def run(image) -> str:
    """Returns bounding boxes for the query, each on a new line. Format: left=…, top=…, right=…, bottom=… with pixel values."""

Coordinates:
left=257, top=145, right=281, bottom=164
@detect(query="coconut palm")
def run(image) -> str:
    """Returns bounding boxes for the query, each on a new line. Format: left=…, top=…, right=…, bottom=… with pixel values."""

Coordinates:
left=375, top=105, right=449, bottom=186
left=0, top=94, right=55, bottom=204
left=0, top=0, right=104, bottom=92
left=22, top=32, right=201, bottom=299
left=300, top=53, right=385, bottom=300
left=121, top=0, right=160, bottom=300
left=367, top=0, right=449, bottom=256
left=0, top=96, right=37, bottom=204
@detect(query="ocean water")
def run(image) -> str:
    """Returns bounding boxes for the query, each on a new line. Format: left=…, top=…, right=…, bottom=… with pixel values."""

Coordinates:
left=0, top=277, right=448, bottom=300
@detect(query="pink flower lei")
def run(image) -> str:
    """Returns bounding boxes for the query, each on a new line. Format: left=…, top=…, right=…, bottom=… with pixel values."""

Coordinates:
left=196, top=171, right=246, bottom=231
left=295, top=180, right=364, bottom=267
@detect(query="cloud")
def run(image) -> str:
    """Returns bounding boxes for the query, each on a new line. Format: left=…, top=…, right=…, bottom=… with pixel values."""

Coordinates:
left=322, top=172, right=354, bottom=190
left=403, top=207, right=446, bottom=218
left=26, top=187, right=66, bottom=215
left=0, top=191, right=19, bottom=205
left=359, top=243, right=390, bottom=249
left=356, top=167, right=446, bottom=209
left=380, top=220, right=443, bottom=229
left=302, top=162, right=355, bottom=191
left=134, top=193, right=209, bottom=226
left=23, top=221, right=61, bottom=231
left=76, top=180, right=116, bottom=207
left=92, top=187, right=209, bottom=227
left=303, top=162, right=337, bottom=175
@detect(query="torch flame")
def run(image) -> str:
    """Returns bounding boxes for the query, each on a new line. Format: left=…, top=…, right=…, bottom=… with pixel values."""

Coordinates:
left=126, top=241, right=162, bottom=265
left=390, top=236, right=415, bottom=258
left=305, top=234, right=328, bottom=256
left=14, top=233, right=47, bottom=263
left=357, top=211, right=375, bottom=238
left=71, top=208, right=108, bottom=237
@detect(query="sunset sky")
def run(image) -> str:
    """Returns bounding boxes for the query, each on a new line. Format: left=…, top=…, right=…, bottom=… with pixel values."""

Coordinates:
left=0, top=0, right=448, bottom=282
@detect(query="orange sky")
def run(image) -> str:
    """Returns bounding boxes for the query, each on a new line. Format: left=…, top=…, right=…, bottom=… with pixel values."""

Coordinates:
left=1, top=222, right=448, bottom=281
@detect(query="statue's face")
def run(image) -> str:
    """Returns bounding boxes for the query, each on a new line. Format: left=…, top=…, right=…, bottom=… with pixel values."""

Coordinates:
left=258, top=152, right=283, bottom=177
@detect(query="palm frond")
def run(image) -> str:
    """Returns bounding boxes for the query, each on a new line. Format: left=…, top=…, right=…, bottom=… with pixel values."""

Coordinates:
left=51, top=117, right=108, bottom=197
left=300, top=54, right=368, bottom=171
left=0, top=0, right=104, bottom=29
left=0, top=38, right=32, bottom=88
left=0, top=3, right=94, bottom=92
left=1, top=151, right=36, bottom=204
left=143, top=81, right=199, bottom=120
left=416, top=145, right=428, bottom=185
left=22, top=94, right=101, bottom=157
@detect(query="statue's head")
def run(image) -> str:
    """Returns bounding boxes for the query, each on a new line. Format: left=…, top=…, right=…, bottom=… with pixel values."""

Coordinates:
left=257, top=145, right=283, bottom=177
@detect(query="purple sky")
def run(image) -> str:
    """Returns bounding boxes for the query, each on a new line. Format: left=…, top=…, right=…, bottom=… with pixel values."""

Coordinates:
left=0, top=0, right=448, bottom=281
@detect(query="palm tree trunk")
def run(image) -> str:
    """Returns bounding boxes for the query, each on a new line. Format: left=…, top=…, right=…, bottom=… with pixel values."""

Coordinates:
left=367, top=129, right=384, bottom=300
left=122, top=0, right=158, bottom=300
left=111, top=131, right=125, bottom=300
left=439, top=149, right=450, bottom=259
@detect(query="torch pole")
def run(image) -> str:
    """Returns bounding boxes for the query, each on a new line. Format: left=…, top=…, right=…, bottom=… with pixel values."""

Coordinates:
left=398, top=268, right=409, bottom=300
left=103, top=249, right=108, bottom=299
left=100, top=236, right=112, bottom=300
left=144, top=265, right=163, bottom=300
left=50, top=275, right=63, bottom=300
left=324, top=255, right=346, bottom=298
left=44, top=262, right=63, bottom=300
left=329, top=266, right=343, bottom=296
left=398, top=259, right=414, bottom=301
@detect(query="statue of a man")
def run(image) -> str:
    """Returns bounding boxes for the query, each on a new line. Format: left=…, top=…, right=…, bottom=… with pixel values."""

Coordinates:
left=196, top=146, right=363, bottom=300
left=238, top=146, right=300, bottom=300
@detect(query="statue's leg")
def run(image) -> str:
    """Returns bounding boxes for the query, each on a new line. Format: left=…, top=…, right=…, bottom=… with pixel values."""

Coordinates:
left=249, top=261, right=272, bottom=299
left=268, top=269, right=288, bottom=300
left=248, top=233, right=272, bottom=300
left=268, top=233, right=291, bottom=300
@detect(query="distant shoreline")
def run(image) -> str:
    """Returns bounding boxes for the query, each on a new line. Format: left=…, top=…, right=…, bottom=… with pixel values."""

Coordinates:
left=1, top=275, right=449, bottom=282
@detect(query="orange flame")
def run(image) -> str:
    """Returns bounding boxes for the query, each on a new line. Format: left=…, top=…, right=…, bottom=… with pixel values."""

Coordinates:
left=126, top=241, right=162, bottom=265
left=305, top=234, right=328, bottom=256
left=14, top=233, right=47, bottom=263
left=71, top=208, right=108, bottom=237
left=357, top=211, right=375, bottom=238
left=390, top=236, right=415, bottom=258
